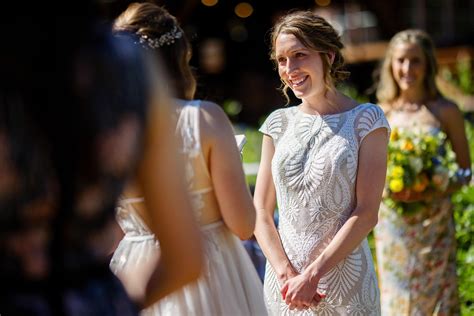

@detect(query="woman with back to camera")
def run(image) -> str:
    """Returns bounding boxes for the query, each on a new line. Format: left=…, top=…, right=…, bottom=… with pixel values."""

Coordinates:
left=374, top=29, right=471, bottom=315
left=0, top=2, right=202, bottom=314
left=253, top=10, right=390, bottom=315
left=110, top=3, right=267, bottom=315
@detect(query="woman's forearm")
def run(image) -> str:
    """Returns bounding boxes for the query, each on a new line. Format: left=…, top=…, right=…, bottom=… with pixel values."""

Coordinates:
left=254, top=211, right=292, bottom=276
left=303, top=207, right=377, bottom=281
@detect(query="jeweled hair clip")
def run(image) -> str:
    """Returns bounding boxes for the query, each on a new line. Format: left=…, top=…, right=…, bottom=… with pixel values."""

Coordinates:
left=139, top=26, right=183, bottom=49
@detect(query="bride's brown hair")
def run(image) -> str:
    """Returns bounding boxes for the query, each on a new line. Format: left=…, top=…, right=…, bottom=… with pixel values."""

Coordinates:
left=269, top=10, right=350, bottom=103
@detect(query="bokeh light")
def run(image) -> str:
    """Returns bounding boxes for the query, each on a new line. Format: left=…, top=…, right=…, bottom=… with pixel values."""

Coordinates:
left=315, top=0, right=331, bottom=7
left=199, top=38, right=226, bottom=74
left=229, top=22, right=248, bottom=42
left=202, top=0, right=218, bottom=7
left=235, top=2, right=253, bottom=18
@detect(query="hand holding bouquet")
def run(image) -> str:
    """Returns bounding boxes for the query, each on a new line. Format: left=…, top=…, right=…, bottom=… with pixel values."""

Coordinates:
left=384, top=127, right=459, bottom=215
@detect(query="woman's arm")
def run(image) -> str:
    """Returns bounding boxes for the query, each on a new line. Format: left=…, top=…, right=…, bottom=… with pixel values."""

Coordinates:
left=282, top=127, right=388, bottom=308
left=253, top=135, right=298, bottom=283
left=138, top=95, right=203, bottom=308
left=201, top=101, right=256, bottom=240
left=442, top=101, right=472, bottom=186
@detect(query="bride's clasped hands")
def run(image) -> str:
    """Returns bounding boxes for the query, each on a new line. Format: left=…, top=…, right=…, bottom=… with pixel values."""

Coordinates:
left=278, top=265, right=326, bottom=311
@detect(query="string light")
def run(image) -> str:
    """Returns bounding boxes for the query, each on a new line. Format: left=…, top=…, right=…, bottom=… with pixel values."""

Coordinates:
left=202, top=0, right=218, bottom=7
left=235, top=2, right=253, bottom=18
left=315, top=0, right=331, bottom=7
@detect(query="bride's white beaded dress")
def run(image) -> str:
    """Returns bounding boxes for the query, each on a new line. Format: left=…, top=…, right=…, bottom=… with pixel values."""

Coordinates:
left=260, top=103, right=390, bottom=315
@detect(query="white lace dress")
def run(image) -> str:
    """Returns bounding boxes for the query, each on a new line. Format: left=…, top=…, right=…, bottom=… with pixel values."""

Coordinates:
left=259, top=103, right=390, bottom=315
left=110, top=100, right=267, bottom=316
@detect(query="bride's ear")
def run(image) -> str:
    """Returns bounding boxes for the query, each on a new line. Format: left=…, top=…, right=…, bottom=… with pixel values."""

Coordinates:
left=328, top=51, right=336, bottom=65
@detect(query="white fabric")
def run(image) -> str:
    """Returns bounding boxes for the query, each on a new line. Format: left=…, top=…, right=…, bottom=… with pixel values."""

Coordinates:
left=143, top=221, right=267, bottom=316
left=111, top=100, right=266, bottom=315
left=259, top=103, right=390, bottom=315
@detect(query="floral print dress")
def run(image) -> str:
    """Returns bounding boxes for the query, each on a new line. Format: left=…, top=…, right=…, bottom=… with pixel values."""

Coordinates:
left=374, top=106, right=459, bottom=315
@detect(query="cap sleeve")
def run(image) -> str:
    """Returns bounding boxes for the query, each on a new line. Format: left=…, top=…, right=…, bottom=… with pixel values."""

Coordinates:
left=354, top=103, right=391, bottom=145
left=259, top=108, right=285, bottom=144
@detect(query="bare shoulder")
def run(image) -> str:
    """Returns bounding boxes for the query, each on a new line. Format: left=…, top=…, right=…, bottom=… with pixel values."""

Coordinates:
left=378, top=102, right=392, bottom=115
left=434, top=96, right=459, bottom=111
left=433, top=97, right=462, bottom=120
left=200, top=101, right=233, bottom=139
left=199, top=100, right=231, bottom=131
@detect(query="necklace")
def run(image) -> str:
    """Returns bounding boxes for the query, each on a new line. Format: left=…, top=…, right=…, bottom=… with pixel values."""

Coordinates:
left=394, top=99, right=424, bottom=112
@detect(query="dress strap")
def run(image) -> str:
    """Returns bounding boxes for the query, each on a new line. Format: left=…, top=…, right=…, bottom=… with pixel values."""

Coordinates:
left=200, top=220, right=224, bottom=231
left=177, top=100, right=212, bottom=181
left=190, top=187, right=213, bottom=195
left=123, top=233, right=154, bottom=242
left=120, top=197, right=144, bottom=205
left=191, top=101, right=212, bottom=180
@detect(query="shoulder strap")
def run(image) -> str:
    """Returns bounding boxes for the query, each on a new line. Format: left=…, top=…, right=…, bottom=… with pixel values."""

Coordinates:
left=176, top=100, right=201, bottom=155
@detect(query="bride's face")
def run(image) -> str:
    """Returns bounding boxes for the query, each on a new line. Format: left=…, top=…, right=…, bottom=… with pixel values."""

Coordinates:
left=275, top=33, right=327, bottom=100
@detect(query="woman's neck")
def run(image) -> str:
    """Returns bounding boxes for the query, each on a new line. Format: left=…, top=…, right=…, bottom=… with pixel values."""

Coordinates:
left=394, top=87, right=432, bottom=112
left=302, top=90, right=357, bottom=115
left=398, top=87, right=426, bottom=104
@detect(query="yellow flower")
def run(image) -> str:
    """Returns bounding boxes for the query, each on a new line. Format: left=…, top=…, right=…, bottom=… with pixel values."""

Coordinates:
left=390, top=128, right=399, bottom=141
left=391, top=166, right=405, bottom=178
left=401, top=139, right=414, bottom=151
left=395, top=153, right=406, bottom=163
left=423, top=135, right=435, bottom=144
left=389, top=178, right=404, bottom=192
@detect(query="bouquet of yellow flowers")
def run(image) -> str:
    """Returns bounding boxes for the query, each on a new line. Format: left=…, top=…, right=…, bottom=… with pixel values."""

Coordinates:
left=384, top=127, right=459, bottom=215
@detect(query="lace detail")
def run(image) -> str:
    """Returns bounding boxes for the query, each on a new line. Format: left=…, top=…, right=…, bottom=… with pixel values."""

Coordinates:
left=259, top=108, right=287, bottom=144
left=115, top=198, right=151, bottom=236
left=175, top=100, right=213, bottom=220
left=375, top=109, right=459, bottom=315
left=260, top=103, right=390, bottom=315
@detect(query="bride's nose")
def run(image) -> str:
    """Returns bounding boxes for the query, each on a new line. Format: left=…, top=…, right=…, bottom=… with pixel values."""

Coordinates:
left=283, top=58, right=298, bottom=75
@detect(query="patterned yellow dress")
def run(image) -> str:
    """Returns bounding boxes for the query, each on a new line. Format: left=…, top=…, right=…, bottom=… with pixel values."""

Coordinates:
left=374, top=105, right=459, bottom=315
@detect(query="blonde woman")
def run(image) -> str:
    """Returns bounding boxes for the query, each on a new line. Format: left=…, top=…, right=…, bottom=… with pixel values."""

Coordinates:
left=374, top=29, right=471, bottom=315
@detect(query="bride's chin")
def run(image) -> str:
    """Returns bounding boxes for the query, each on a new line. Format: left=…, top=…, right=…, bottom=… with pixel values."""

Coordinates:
left=292, top=89, right=305, bottom=97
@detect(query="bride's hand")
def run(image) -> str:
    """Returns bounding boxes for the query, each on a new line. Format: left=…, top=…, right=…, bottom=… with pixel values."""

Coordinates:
left=275, top=262, right=299, bottom=286
left=280, top=273, right=326, bottom=311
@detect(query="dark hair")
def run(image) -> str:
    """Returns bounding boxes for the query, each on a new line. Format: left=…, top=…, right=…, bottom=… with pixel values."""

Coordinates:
left=114, top=2, right=196, bottom=100
left=0, top=4, right=161, bottom=314
left=0, top=10, right=152, bottom=274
